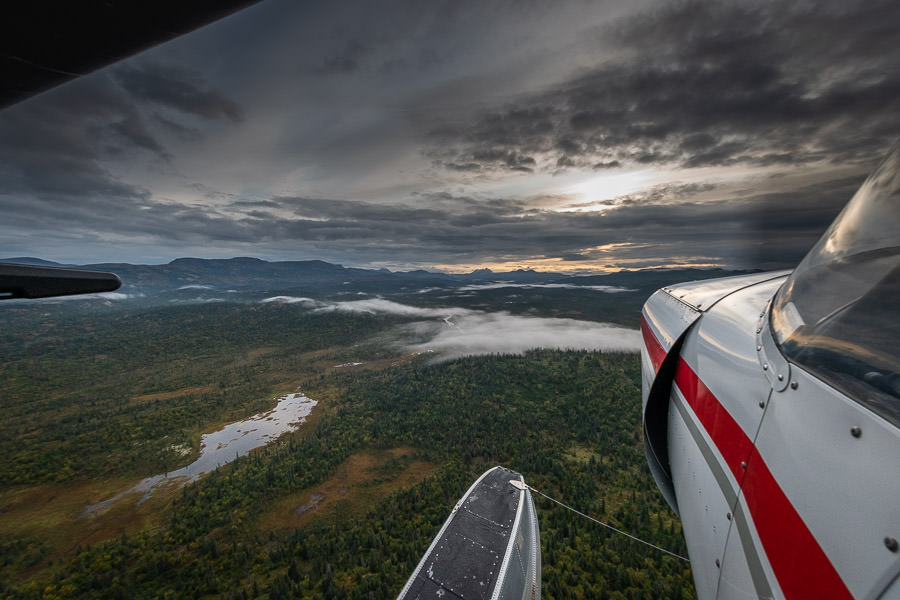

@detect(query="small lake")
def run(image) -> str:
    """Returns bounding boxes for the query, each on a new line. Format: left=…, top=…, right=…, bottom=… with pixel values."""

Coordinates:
left=81, top=392, right=317, bottom=517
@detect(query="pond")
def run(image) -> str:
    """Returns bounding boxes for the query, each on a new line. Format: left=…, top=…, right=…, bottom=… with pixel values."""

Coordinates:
left=81, top=392, right=317, bottom=517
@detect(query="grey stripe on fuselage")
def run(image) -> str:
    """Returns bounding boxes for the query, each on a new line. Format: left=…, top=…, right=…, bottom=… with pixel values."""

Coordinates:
left=671, top=391, right=774, bottom=600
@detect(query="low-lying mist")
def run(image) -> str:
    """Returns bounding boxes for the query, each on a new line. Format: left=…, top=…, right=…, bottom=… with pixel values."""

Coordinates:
left=263, top=296, right=641, bottom=360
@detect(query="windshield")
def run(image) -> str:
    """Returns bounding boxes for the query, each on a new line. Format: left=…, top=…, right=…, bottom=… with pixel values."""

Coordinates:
left=771, top=144, right=900, bottom=427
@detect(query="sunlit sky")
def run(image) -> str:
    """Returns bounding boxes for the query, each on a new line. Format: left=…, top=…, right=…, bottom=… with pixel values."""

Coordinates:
left=1, top=0, right=898, bottom=272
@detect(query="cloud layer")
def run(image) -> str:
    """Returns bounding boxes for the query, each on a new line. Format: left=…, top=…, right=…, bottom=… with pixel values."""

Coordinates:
left=428, top=1, right=900, bottom=174
left=262, top=296, right=640, bottom=360
left=1, top=0, right=897, bottom=271
left=402, top=312, right=641, bottom=361
left=456, top=282, right=633, bottom=293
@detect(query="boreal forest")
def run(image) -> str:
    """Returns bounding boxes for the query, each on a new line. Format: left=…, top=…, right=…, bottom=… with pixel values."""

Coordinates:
left=0, top=271, right=696, bottom=599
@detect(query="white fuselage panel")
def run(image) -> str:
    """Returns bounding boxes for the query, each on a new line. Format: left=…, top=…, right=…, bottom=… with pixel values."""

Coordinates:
left=643, top=272, right=900, bottom=600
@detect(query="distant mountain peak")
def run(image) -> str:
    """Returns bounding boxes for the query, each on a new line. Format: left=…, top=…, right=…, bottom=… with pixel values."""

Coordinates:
left=229, top=256, right=267, bottom=263
left=168, top=256, right=268, bottom=266
left=0, top=257, right=65, bottom=266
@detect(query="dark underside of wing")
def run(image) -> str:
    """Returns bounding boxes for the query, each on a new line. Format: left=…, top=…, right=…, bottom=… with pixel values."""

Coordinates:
left=1, top=0, right=261, bottom=109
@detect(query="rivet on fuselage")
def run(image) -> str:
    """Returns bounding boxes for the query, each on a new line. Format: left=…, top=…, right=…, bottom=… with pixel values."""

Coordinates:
left=759, top=401, right=765, bottom=409
left=715, top=559, right=720, bottom=568
left=756, top=345, right=762, bottom=352
left=740, top=461, right=747, bottom=470
left=790, top=381, right=798, bottom=390
left=762, top=363, right=769, bottom=371
left=886, top=537, right=899, bottom=553
left=850, top=426, right=862, bottom=438
left=726, top=512, right=732, bottom=521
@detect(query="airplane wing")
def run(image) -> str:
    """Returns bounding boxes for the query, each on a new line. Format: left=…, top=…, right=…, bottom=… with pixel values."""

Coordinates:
left=0, top=262, right=121, bottom=299
left=397, top=466, right=541, bottom=600
left=1, top=1, right=262, bottom=109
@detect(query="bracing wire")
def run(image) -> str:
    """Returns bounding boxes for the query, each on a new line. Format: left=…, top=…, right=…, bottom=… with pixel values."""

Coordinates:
left=526, top=484, right=690, bottom=562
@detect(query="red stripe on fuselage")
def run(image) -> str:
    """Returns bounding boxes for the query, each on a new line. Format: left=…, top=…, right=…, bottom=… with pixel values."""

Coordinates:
left=673, top=358, right=853, bottom=600
left=674, top=360, right=753, bottom=484
left=640, top=314, right=667, bottom=373
left=740, top=445, right=853, bottom=600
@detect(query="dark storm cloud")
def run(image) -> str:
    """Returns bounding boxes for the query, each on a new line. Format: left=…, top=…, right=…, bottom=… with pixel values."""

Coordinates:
left=1, top=0, right=891, bottom=270
left=566, top=174, right=862, bottom=268
left=110, top=114, right=171, bottom=159
left=315, top=39, right=368, bottom=74
left=125, top=172, right=851, bottom=269
left=114, top=63, right=243, bottom=122
left=0, top=75, right=154, bottom=206
left=428, top=0, right=900, bottom=174
left=413, top=191, right=526, bottom=213
left=561, top=182, right=718, bottom=211
left=0, top=160, right=856, bottom=270
left=154, top=113, right=202, bottom=141
left=279, top=196, right=429, bottom=219
left=0, top=60, right=242, bottom=219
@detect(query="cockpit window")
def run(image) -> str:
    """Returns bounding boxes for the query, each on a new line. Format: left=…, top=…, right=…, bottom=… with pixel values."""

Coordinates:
left=771, top=145, right=900, bottom=427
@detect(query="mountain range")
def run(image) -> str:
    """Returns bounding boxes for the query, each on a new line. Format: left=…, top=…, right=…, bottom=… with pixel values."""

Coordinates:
left=0, top=256, right=750, bottom=295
